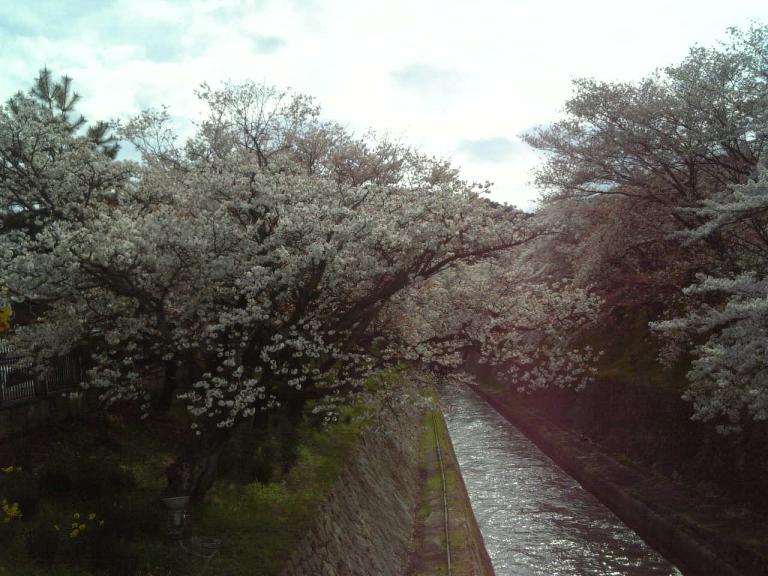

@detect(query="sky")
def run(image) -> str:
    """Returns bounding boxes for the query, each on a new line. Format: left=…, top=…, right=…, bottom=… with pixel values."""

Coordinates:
left=1, top=0, right=767, bottom=210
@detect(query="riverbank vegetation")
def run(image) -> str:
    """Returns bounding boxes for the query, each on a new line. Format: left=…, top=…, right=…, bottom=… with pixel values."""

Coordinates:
left=0, top=387, right=367, bottom=575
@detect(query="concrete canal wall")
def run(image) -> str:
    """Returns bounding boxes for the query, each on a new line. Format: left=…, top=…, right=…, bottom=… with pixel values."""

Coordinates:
left=471, top=383, right=767, bottom=576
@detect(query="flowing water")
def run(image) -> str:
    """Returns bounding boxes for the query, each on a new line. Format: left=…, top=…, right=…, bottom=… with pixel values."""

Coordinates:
left=438, top=383, right=681, bottom=576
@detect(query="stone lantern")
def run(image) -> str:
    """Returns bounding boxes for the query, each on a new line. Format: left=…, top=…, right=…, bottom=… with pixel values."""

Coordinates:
left=161, top=495, right=190, bottom=539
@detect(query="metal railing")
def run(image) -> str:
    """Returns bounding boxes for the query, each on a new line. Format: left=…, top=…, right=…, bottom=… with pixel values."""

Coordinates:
left=0, top=340, right=82, bottom=406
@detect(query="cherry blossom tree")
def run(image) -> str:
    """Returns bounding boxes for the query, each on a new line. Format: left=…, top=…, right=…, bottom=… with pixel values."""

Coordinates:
left=385, top=254, right=602, bottom=391
left=524, top=24, right=768, bottom=312
left=520, top=25, right=768, bottom=432
left=652, top=161, right=768, bottom=430
left=0, top=69, right=129, bottom=237
left=5, top=77, right=595, bottom=497
left=525, top=25, right=768, bottom=210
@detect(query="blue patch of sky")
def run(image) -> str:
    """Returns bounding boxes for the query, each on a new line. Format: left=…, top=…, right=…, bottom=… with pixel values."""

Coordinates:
left=457, top=137, right=522, bottom=163
left=0, top=1, right=115, bottom=39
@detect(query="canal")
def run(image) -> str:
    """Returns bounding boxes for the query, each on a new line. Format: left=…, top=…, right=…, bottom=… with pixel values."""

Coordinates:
left=439, top=382, right=681, bottom=576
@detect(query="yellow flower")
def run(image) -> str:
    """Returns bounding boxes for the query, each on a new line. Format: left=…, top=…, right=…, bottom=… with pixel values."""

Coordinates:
left=73, top=512, right=80, bottom=519
left=1, top=500, right=21, bottom=521
left=1, top=466, right=13, bottom=473
left=54, top=524, right=60, bottom=531
left=98, top=520, right=105, bottom=526
left=79, top=524, right=86, bottom=531
left=88, top=513, right=96, bottom=520
left=69, top=529, right=79, bottom=538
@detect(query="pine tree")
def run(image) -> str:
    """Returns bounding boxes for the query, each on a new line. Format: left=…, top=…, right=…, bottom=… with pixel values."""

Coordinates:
left=7, top=67, right=120, bottom=158
left=0, top=68, right=129, bottom=235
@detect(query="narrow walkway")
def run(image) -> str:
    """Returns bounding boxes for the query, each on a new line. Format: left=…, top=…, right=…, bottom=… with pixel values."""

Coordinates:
left=405, top=408, right=495, bottom=576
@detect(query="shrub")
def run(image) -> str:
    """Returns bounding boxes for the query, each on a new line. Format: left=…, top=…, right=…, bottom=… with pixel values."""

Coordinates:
left=38, top=463, right=73, bottom=499
left=0, top=467, right=38, bottom=519
left=86, top=533, right=140, bottom=576
left=72, top=457, right=136, bottom=501
left=99, top=494, right=163, bottom=541
left=25, top=524, right=60, bottom=564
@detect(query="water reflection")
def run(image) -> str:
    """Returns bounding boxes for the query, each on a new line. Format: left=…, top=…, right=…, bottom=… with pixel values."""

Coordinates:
left=439, top=383, right=681, bottom=576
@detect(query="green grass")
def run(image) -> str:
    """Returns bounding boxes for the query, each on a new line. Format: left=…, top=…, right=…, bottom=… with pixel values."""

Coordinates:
left=0, top=563, right=91, bottom=576
left=178, top=408, right=365, bottom=576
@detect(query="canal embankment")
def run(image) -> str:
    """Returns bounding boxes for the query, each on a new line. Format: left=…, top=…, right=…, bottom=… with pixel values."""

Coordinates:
left=405, top=407, right=496, bottom=576
left=471, top=380, right=768, bottom=576
left=281, top=377, right=493, bottom=576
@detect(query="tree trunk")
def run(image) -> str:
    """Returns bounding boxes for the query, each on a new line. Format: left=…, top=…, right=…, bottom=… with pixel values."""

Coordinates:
left=157, top=359, right=178, bottom=413
left=165, top=432, right=229, bottom=501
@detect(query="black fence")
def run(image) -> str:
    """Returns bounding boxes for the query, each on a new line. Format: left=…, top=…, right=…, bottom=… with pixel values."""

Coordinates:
left=0, top=340, right=82, bottom=406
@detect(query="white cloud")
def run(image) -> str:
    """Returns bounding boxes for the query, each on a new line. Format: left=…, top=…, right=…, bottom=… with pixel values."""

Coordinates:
left=2, top=0, right=767, bottom=209
left=393, top=64, right=461, bottom=93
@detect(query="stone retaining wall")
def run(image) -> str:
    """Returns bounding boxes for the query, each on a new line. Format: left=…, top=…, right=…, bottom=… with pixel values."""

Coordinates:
left=280, top=402, right=423, bottom=576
